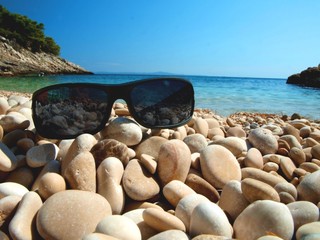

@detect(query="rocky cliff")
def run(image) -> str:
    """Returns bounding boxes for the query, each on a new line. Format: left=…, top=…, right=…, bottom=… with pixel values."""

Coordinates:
left=287, top=66, right=320, bottom=88
left=0, top=37, right=92, bottom=76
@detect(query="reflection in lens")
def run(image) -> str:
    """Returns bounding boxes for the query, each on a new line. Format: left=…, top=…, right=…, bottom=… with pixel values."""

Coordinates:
left=34, top=86, right=108, bottom=137
left=130, top=79, right=194, bottom=127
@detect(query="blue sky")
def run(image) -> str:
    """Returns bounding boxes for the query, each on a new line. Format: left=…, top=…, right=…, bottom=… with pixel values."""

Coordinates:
left=1, top=0, right=320, bottom=78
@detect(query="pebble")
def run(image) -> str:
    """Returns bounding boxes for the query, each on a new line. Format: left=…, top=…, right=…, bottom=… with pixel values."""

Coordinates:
left=0, top=195, right=21, bottom=227
left=297, top=170, right=320, bottom=204
left=248, top=128, right=278, bottom=155
left=0, top=182, right=29, bottom=198
left=211, top=136, right=247, bottom=157
left=38, top=172, right=66, bottom=199
left=163, top=180, right=196, bottom=207
left=241, top=178, right=280, bottom=202
left=295, top=221, right=320, bottom=240
left=148, top=230, right=190, bottom=240
left=26, top=143, right=58, bottom=167
left=157, top=139, right=191, bottom=187
left=0, top=111, right=30, bottom=132
left=95, top=215, right=141, bottom=240
left=200, top=145, right=241, bottom=188
left=37, top=190, right=112, bottom=240
left=244, top=147, right=264, bottom=169
left=0, top=142, right=18, bottom=172
left=123, top=159, right=160, bottom=201
left=190, top=201, right=233, bottom=238
left=233, top=200, right=294, bottom=240
left=183, top=133, right=208, bottom=153
left=134, top=136, right=168, bottom=159
left=100, top=117, right=143, bottom=146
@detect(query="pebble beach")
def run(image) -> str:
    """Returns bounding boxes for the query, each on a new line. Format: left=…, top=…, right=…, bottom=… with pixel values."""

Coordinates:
left=0, top=90, right=319, bottom=240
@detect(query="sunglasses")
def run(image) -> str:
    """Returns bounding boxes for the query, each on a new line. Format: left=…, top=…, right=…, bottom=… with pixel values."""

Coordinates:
left=32, top=77, right=195, bottom=139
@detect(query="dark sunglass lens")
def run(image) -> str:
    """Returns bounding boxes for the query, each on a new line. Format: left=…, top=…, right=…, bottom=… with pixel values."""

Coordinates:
left=130, top=79, right=194, bottom=128
left=33, top=86, right=109, bottom=138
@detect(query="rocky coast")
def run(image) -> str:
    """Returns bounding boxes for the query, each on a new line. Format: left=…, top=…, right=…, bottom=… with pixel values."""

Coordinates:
left=0, top=91, right=319, bottom=239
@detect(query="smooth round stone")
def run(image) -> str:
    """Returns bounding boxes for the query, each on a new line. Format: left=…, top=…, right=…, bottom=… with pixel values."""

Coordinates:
left=95, top=215, right=141, bottom=240
left=37, top=190, right=112, bottom=240
left=62, top=133, right=98, bottom=172
left=242, top=167, right=286, bottom=187
left=300, top=126, right=312, bottom=138
left=183, top=133, right=208, bottom=153
left=57, top=139, right=74, bottom=161
left=241, top=178, right=280, bottom=203
left=16, top=137, right=35, bottom=153
left=83, top=233, right=120, bottom=240
left=248, top=128, right=278, bottom=155
left=211, top=137, right=247, bottom=157
left=297, top=170, right=320, bottom=204
left=279, top=156, right=296, bottom=180
left=283, top=125, right=301, bottom=141
left=309, top=131, right=320, bottom=142
left=143, top=207, right=186, bottom=232
left=64, top=151, right=96, bottom=192
left=32, top=160, right=61, bottom=191
left=311, top=144, right=320, bottom=159
left=97, top=157, right=125, bottom=214
left=300, top=162, right=320, bottom=173
left=157, top=139, right=191, bottom=187
left=263, top=162, right=279, bottom=172
left=0, top=230, right=9, bottom=240
left=193, top=117, right=209, bottom=137
left=257, top=236, right=284, bottom=240
left=0, top=182, right=29, bottom=199
left=296, top=222, right=320, bottom=240
left=244, top=147, right=264, bottom=169
left=148, top=230, right=189, bottom=240
left=91, top=139, right=130, bottom=166
left=280, top=135, right=302, bottom=149
left=0, top=125, right=3, bottom=141
left=134, top=136, right=168, bottom=159
left=0, top=195, right=21, bottom=227
left=274, top=182, right=297, bottom=200
left=205, top=118, right=220, bottom=129
left=0, top=142, right=18, bottom=172
left=200, top=145, right=241, bottom=189
left=289, top=147, right=306, bottom=165
left=191, top=234, right=233, bottom=240
left=123, top=159, right=160, bottom=201
left=38, top=172, right=66, bottom=199
left=101, top=117, right=143, bottom=146
left=190, top=201, right=233, bottom=238
left=9, top=191, right=42, bottom=240
left=26, top=143, right=58, bottom=168
left=185, top=173, right=220, bottom=202
left=163, top=180, right=196, bottom=207
left=207, top=127, right=225, bottom=139
left=234, top=200, right=294, bottom=240
left=226, top=126, right=246, bottom=138
left=123, top=209, right=158, bottom=239
left=175, top=193, right=209, bottom=232
left=287, top=201, right=319, bottom=231
left=279, top=191, right=296, bottom=204
left=0, top=111, right=30, bottom=132
left=139, top=154, right=157, bottom=174
left=218, top=180, right=250, bottom=223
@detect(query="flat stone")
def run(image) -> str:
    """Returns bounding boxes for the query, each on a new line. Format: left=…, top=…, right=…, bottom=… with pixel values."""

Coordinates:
left=233, top=200, right=294, bottom=240
left=143, top=207, right=186, bottom=232
left=190, top=201, right=233, bottom=238
left=297, top=170, right=320, bottom=204
left=157, top=139, right=191, bottom=187
left=37, top=190, right=112, bottom=240
left=218, top=180, right=250, bottom=223
left=95, top=215, right=141, bottom=240
left=200, top=145, right=241, bottom=189
left=241, top=178, right=280, bottom=203
left=26, top=143, right=58, bottom=168
left=248, top=128, right=278, bottom=155
left=123, top=159, right=160, bottom=201
left=287, top=201, right=319, bottom=231
left=100, top=117, right=143, bottom=146
left=97, top=157, right=125, bottom=214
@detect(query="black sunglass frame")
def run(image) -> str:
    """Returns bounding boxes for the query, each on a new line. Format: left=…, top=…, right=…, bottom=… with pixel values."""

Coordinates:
left=32, top=77, right=195, bottom=139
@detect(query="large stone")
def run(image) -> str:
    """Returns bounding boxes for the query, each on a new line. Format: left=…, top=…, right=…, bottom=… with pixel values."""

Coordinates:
left=157, top=139, right=191, bottom=187
left=100, top=117, right=143, bottom=146
left=200, top=145, right=241, bottom=189
left=183, top=133, right=208, bottom=153
left=233, top=200, right=294, bottom=240
left=134, top=136, right=168, bottom=159
left=241, top=178, right=280, bottom=202
left=295, top=221, right=320, bottom=240
left=190, top=201, right=233, bottom=238
left=123, top=159, right=160, bottom=201
left=37, top=190, right=112, bottom=240
left=297, top=170, right=320, bottom=204
left=95, top=215, right=141, bottom=240
left=248, top=128, right=278, bottom=155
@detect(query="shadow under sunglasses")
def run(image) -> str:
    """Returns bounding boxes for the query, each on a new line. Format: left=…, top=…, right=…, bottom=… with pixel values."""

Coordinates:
left=32, top=77, right=195, bottom=139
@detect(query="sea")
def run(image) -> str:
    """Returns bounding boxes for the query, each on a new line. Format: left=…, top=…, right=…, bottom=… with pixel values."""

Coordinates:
left=0, top=74, right=319, bottom=120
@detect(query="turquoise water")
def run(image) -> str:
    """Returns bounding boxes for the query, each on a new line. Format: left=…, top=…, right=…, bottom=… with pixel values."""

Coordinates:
left=0, top=74, right=319, bottom=119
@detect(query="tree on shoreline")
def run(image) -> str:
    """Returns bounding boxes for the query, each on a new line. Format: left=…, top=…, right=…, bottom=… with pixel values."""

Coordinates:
left=0, top=5, right=60, bottom=55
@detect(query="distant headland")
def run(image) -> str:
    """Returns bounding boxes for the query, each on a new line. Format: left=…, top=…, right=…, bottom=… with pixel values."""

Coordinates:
left=287, top=65, right=320, bottom=88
